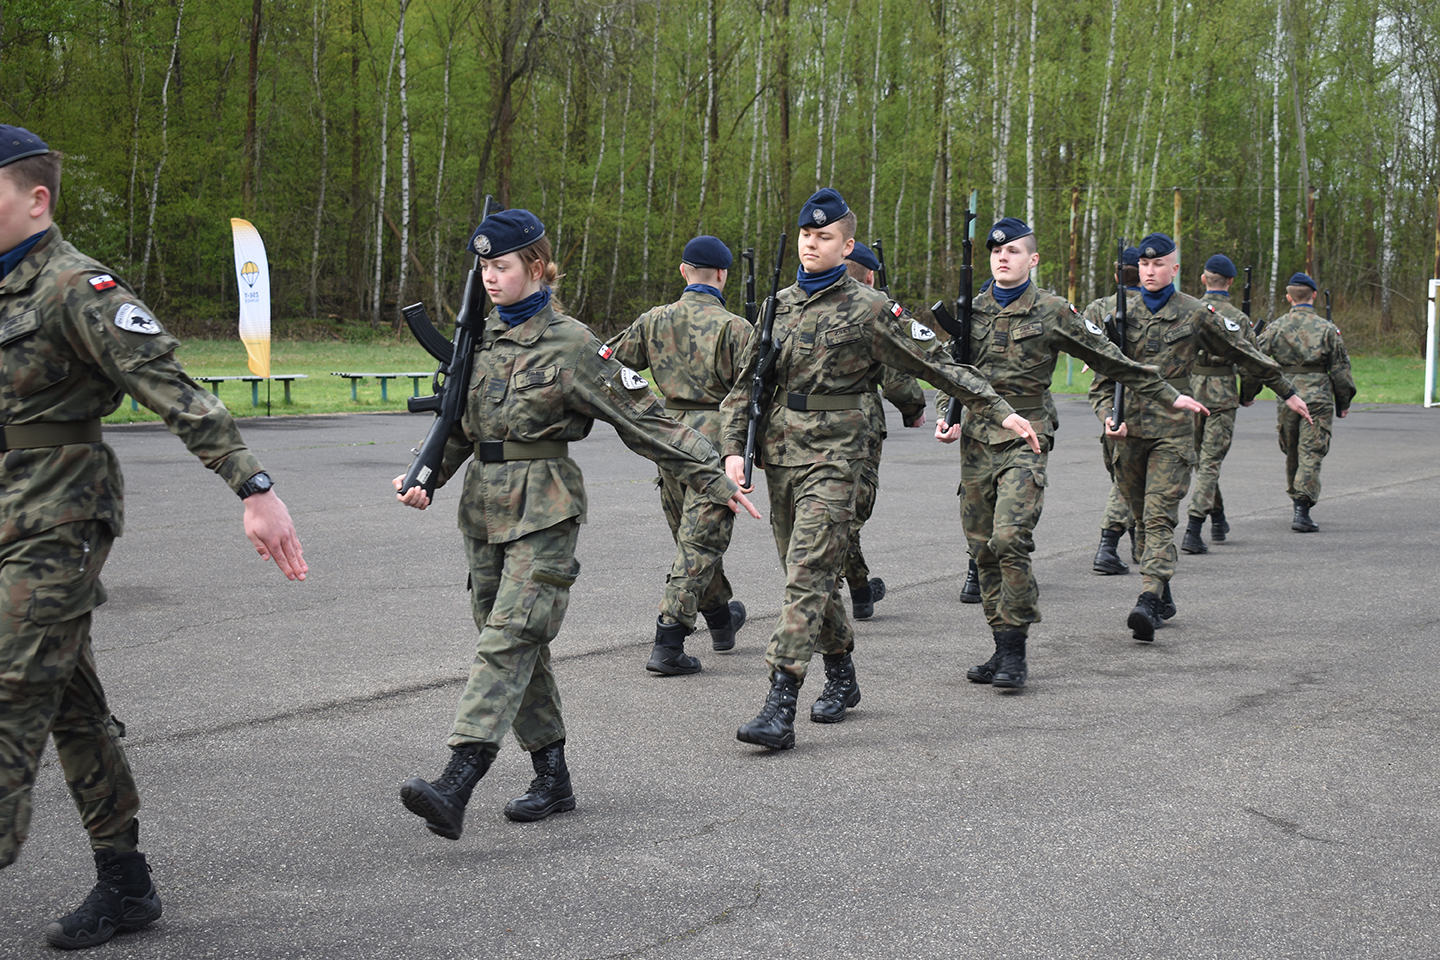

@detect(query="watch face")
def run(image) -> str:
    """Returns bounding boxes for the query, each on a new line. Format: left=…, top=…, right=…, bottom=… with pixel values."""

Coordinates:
left=245, top=472, right=273, bottom=495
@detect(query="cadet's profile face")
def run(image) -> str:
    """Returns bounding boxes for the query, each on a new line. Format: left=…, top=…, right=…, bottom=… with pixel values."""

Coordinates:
left=797, top=225, right=853, bottom=273
left=989, top=241, right=1038, bottom=287
left=1137, top=253, right=1178, bottom=291
left=480, top=252, right=543, bottom=306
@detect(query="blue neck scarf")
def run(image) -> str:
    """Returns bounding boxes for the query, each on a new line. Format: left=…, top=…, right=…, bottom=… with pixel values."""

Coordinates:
left=1206, top=290, right=1230, bottom=297
left=684, top=283, right=726, bottom=306
left=796, top=264, right=847, bottom=296
left=497, top=287, right=551, bottom=327
left=0, top=230, right=47, bottom=282
left=1142, top=283, right=1175, bottom=313
left=992, top=279, right=1030, bottom=308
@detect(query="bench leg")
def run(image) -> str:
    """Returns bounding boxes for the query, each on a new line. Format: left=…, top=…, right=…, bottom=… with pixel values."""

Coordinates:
left=283, top=381, right=294, bottom=404
left=351, top=379, right=359, bottom=401
left=411, top=376, right=423, bottom=397
left=251, top=381, right=260, bottom=407
left=380, top=378, right=390, bottom=402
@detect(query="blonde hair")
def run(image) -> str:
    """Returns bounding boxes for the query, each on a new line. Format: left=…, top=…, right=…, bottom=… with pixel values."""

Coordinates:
left=515, top=236, right=566, bottom=311
left=1286, top=284, right=1316, bottom=303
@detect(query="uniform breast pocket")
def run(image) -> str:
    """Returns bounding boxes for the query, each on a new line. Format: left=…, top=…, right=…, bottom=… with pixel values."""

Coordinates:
left=969, top=318, right=992, bottom=360
left=0, top=310, right=72, bottom=400
left=819, top=323, right=870, bottom=378
left=1012, top=323, right=1052, bottom=370
left=504, top=363, right=564, bottom=436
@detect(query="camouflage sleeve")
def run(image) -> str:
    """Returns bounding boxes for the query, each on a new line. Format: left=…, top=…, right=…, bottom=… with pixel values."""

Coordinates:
left=606, top=312, right=652, bottom=372
left=1050, top=303, right=1179, bottom=410
left=716, top=318, right=754, bottom=392
left=879, top=364, right=926, bottom=423
left=871, top=306, right=1015, bottom=427
left=1328, top=328, right=1358, bottom=412
left=1198, top=306, right=1295, bottom=400
left=719, top=325, right=761, bottom=458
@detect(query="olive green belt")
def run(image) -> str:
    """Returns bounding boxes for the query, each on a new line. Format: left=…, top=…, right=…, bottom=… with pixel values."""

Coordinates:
left=1165, top=377, right=1192, bottom=392
left=1192, top=365, right=1235, bottom=377
left=0, top=419, right=102, bottom=452
left=475, top=440, right=570, bottom=462
left=1282, top=364, right=1326, bottom=374
left=1000, top=392, right=1047, bottom=413
left=664, top=398, right=721, bottom=412
left=786, top=392, right=865, bottom=411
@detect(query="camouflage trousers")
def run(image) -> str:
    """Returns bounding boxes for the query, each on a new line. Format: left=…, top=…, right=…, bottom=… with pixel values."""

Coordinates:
left=841, top=451, right=882, bottom=590
left=960, top=436, right=1046, bottom=634
left=762, top=461, right=860, bottom=683
left=657, top=468, right=735, bottom=629
left=449, top=520, right=579, bottom=753
left=1188, top=408, right=1236, bottom=520
left=0, top=520, right=139, bottom=870
left=1110, top=434, right=1196, bottom=594
left=1278, top=398, right=1334, bottom=503
left=1100, top=436, right=1135, bottom=533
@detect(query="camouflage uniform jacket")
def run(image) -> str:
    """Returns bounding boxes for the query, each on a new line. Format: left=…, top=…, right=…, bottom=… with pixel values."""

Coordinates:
left=1187, top=292, right=1256, bottom=412
left=607, top=289, right=752, bottom=445
left=1241, top=304, right=1356, bottom=412
left=871, top=360, right=927, bottom=441
left=961, top=282, right=1180, bottom=445
left=1090, top=287, right=1294, bottom=439
left=430, top=301, right=737, bottom=544
left=0, top=227, right=264, bottom=546
left=1080, top=288, right=1142, bottom=334
left=719, top=276, right=1016, bottom=466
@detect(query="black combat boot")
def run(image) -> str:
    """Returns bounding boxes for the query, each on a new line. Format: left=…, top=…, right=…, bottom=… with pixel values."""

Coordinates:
left=400, top=744, right=493, bottom=840
left=504, top=740, right=576, bottom=822
left=990, top=628, right=1028, bottom=690
left=809, top=652, right=861, bottom=723
left=850, top=580, right=874, bottom=619
left=966, top=638, right=1002, bottom=684
left=1128, top=525, right=1139, bottom=563
left=1292, top=499, right=1319, bottom=532
left=1181, top=516, right=1208, bottom=554
left=702, top=600, right=746, bottom=652
left=1127, top=591, right=1162, bottom=642
left=960, top=559, right=982, bottom=602
left=45, top=850, right=162, bottom=950
left=1210, top=509, right=1229, bottom=542
left=646, top=618, right=701, bottom=675
left=1093, top=529, right=1130, bottom=574
left=736, top=672, right=800, bottom=750
left=1158, top=579, right=1176, bottom=622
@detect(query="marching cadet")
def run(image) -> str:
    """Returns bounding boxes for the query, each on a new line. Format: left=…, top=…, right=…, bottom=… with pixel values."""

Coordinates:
left=1083, top=246, right=1142, bottom=575
left=0, top=126, right=307, bottom=950
left=1091, top=233, right=1310, bottom=642
left=840, top=241, right=929, bottom=620
left=396, top=210, right=758, bottom=838
left=1181, top=254, right=1255, bottom=554
left=607, top=235, right=753, bottom=674
left=936, top=219, right=1206, bottom=690
left=1241, top=272, right=1355, bottom=532
left=720, top=188, right=1040, bottom=749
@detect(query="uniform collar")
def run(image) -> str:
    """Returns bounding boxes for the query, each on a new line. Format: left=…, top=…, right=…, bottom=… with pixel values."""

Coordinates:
left=487, top=299, right=556, bottom=347
left=981, top=279, right=1038, bottom=313
left=0, top=225, right=58, bottom=293
left=681, top=286, right=724, bottom=306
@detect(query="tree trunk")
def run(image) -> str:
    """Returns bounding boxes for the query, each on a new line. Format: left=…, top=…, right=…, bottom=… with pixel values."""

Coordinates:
left=866, top=0, right=883, bottom=233
left=309, top=0, right=329, bottom=318
left=743, top=13, right=765, bottom=251
left=607, top=64, right=634, bottom=319
left=1084, top=0, right=1120, bottom=301
left=395, top=0, right=411, bottom=331
left=140, top=0, right=184, bottom=299
left=777, top=0, right=792, bottom=220
left=1025, top=0, right=1037, bottom=274
left=371, top=16, right=401, bottom=328
left=432, top=15, right=455, bottom=317
left=698, top=0, right=719, bottom=230
left=642, top=2, right=661, bottom=294
left=814, top=1, right=830, bottom=188
left=1269, top=0, right=1282, bottom=320
left=243, top=0, right=261, bottom=218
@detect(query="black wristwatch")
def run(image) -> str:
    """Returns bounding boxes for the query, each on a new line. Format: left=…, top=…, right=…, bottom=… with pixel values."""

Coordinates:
left=236, top=471, right=274, bottom=499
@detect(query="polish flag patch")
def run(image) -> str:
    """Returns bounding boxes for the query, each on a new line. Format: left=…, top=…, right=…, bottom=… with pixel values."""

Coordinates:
left=889, top=301, right=904, bottom=318
left=89, top=275, right=117, bottom=292
left=597, top=344, right=614, bottom=360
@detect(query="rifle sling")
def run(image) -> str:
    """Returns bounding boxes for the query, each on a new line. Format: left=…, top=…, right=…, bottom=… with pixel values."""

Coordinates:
left=0, top=419, right=103, bottom=451
left=475, top=440, right=571, bottom=462
left=786, top=392, right=865, bottom=412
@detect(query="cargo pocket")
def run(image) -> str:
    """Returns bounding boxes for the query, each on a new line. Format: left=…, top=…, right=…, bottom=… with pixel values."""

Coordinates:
left=517, top=556, right=581, bottom=645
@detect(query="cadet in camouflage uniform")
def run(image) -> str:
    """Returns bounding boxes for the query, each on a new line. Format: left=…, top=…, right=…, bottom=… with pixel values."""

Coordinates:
left=1090, top=233, right=1309, bottom=641
left=607, top=236, right=753, bottom=674
left=840, top=241, right=929, bottom=620
left=719, top=188, right=1040, bottom=751
left=936, top=219, right=1205, bottom=690
left=396, top=210, right=757, bottom=838
left=0, top=128, right=306, bottom=950
left=1241, top=272, right=1356, bottom=533
left=1181, top=254, right=1257, bottom=555
left=1082, top=246, right=1142, bottom=575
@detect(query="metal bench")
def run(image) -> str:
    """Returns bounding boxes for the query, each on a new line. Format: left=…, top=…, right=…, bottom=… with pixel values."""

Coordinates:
left=330, top=372, right=433, bottom=402
left=192, top=374, right=309, bottom=406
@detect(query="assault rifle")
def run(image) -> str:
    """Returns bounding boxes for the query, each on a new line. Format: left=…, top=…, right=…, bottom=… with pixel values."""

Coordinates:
left=742, top=233, right=788, bottom=488
left=399, top=195, right=501, bottom=497
left=1325, top=288, right=1332, bottom=324
left=742, top=247, right=757, bottom=324
left=1103, top=240, right=1128, bottom=429
left=1242, top=266, right=1253, bottom=322
left=930, top=205, right=978, bottom=427
left=872, top=238, right=890, bottom=295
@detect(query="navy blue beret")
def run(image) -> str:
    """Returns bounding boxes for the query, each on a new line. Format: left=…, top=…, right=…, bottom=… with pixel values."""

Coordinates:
left=1122, top=246, right=1140, bottom=266
left=0, top=125, right=49, bottom=169
left=846, top=241, right=881, bottom=272
left=798, top=188, right=849, bottom=228
left=1137, top=233, right=1176, bottom=259
left=1288, top=272, right=1318, bottom=291
left=1204, top=254, right=1237, bottom=278
left=469, top=208, right=545, bottom=258
left=682, top=235, right=733, bottom=270
left=986, top=217, right=1034, bottom=250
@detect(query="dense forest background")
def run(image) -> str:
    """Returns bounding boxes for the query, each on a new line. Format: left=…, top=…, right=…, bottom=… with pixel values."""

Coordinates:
left=3, top=0, right=1435, bottom=351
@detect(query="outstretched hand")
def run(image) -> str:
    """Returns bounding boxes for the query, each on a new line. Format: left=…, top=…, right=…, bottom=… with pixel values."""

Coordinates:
left=242, top=490, right=307, bottom=581
left=728, top=489, right=762, bottom=519
left=1285, top=393, right=1314, bottom=425
left=1172, top=395, right=1211, bottom=416
left=1002, top=413, right=1042, bottom=454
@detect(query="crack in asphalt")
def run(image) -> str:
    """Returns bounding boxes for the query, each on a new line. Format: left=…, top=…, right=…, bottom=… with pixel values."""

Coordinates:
left=1243, top=806, right=1336, bottom=844
left=580, top=877, right=764, bottom=959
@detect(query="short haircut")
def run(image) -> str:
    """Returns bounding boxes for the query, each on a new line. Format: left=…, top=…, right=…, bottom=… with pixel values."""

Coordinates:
left=835, top=209, right=857, bottom=240
left=682, top=263, right=723, bottom=285
left=1120, top=264, right=1139, bottom=286
left=1, top=151, right=62, bottom=214
left=844, top=260, right=871, bottom=283
left=1201, top=271, right=1231, bottom=288
left=1286, top=284, right=1316, bottom=303
left=1019, top=234, right=1038, bottom=255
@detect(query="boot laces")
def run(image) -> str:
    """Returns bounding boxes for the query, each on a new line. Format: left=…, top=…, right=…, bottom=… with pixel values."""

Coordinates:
left=434, top=749, right=481, bottom=791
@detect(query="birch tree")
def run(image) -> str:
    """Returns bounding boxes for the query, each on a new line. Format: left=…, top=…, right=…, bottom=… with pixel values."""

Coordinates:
left=139, top=1, right=184, bottom=299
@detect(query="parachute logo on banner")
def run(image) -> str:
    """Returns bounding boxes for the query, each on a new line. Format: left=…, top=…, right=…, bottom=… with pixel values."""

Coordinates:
left=230, top=219, right=271, bottom=378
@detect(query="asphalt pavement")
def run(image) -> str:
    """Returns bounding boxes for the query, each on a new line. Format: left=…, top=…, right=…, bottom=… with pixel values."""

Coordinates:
left=3, top=395, right=1438, bottom=959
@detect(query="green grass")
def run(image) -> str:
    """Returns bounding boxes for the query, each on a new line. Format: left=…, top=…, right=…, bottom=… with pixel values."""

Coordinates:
left=105, top=340, right=1433, bottom=424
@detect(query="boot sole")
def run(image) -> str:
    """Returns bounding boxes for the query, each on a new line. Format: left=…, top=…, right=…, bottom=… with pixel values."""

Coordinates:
left=503, top=794, right=576, bottom=822
left=959, top=590, right=983, bottom=603
left=1181, top=542, right=1208, bottom=554
left=992, top=675, right=1027, bottom=690
left=45, top=892, right=162, bottom=949
left=1092, top=562, right=1130, bottom=575
left=736, top=727, right=795, bottom=750
left=852, top=602, right=875, bottom=620
left=809, top=691, right=861, bottom=723
left=400, top=780, right=464, bottom=840
left=645, top=652, right=702, bottom=675
left=1127, top=609, right=1158, bottom=642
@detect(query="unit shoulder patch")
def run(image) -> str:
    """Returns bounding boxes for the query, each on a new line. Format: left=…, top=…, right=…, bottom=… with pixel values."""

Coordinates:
left=619, top=367, right=649, bottom=391
left=113, top=303, right=161, bottom=335
left=910, top=319, right=936, bottom=341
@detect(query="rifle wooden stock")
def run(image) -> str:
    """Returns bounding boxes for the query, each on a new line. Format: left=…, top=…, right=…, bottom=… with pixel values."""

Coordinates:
left=742, top=234, right=787, bottom=488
